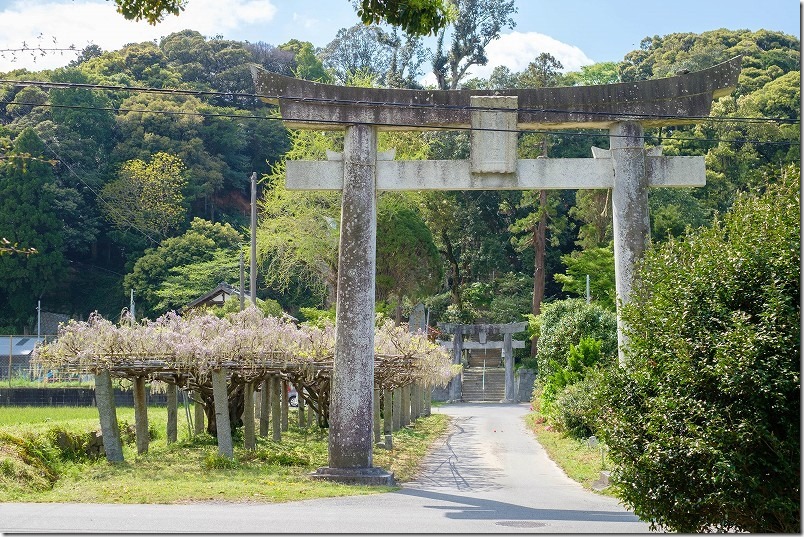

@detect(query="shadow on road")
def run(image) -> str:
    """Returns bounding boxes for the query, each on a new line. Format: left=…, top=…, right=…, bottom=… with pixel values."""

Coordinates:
left=394, top=487, right=642, bottom=524
left=409, top=418, right=507, bottom=492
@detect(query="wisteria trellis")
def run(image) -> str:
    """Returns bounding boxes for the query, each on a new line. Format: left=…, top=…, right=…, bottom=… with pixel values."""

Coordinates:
left=33, top=307, right=457, bottom=429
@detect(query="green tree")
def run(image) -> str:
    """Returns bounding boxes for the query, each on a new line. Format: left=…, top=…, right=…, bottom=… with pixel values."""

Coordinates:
left=431, top=0, right=517, bottom=89
left=570, top=188, right=612, bottom=250
left=0, top=129, right=66, bottom=329
left=356, top=0, right=454, bottom=36
left=101, top=152, right=188, bottom=240
left=257, top=129, right=343, bottom=307
left=554, top=244, right=615, bottom=310
left=600, top=170, right=800, bottom=533
left=559, top=61, right=619, bottom=86
left=376, top=194, right=442, bottom=322
left=124, top=218, right=243, bottom=318
left=320, top=24, right=396, bottom=85
left=37, top=69, right=117, bottom=257
left=278, top=41, right=331, bottom=83
left=519, top=52, right=563, bottom=88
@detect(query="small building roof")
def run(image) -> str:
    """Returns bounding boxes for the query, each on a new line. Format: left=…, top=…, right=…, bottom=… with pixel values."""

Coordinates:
left=0, top=336, right=44, bottom=357
left=184, top=282, right=251, bottom=311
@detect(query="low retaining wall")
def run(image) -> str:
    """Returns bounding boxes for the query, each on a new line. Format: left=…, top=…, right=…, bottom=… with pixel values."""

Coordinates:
left=0, top=387, right=168, bottom=406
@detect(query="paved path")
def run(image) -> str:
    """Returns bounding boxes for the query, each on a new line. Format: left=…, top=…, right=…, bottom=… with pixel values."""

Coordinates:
left=0, top=403, right=651, bottom=533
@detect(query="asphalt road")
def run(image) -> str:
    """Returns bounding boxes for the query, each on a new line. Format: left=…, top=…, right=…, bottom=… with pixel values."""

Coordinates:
left=0, top=403, right=651, bottom=533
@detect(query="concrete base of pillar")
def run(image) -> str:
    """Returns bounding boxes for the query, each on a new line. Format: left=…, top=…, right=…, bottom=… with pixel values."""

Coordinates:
left=310, top=466, right=396, bottom=486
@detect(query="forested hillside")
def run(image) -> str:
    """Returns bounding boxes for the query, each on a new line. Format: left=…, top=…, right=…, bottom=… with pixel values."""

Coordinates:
left=0, top=26, right=798, bottom=337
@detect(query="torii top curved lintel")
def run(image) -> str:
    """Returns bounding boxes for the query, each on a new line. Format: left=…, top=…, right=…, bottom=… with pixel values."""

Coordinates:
left=251, top=56, right=741, bottom=131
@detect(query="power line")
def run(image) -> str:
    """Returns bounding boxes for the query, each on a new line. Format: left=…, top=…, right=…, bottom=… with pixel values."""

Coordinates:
left=1, top=98, right=798, bottom=147
left=0, top=78, right=799, bottom=125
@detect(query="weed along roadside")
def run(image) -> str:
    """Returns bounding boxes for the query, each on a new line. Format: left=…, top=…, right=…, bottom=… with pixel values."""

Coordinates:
left=524, top=410, right=614, bottom=496
left=0, top=405, right=448, bottom=503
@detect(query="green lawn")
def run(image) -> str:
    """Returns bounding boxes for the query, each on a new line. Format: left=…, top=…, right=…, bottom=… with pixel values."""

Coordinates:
left=0, top=404, right=448, bottom=503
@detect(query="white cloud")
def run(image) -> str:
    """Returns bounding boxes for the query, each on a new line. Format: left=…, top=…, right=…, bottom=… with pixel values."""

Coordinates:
left=174, top=0, right=277, bottom=34
left=419, top=31, right=595, bottom=86
left=418, top=31, right=594, bottom=87
left=475, top=31, right=594, bottom=79
left=292, top=12, right=320, bottom=30
left=0, top=0, right=277, bottom=72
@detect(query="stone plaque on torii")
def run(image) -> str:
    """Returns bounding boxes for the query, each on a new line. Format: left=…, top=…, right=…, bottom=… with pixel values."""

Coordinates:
left=252, top=57, right=741, bottom=485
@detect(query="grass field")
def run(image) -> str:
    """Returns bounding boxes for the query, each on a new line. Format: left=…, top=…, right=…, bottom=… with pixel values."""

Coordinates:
left=0, top=404, right=448, bottom=503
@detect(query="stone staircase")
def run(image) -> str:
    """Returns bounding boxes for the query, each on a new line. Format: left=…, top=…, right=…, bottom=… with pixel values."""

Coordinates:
left=461, top=349, right=506, bottom=402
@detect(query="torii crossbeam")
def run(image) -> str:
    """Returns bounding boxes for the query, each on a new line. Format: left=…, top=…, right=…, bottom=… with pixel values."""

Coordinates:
left=252, top=57, right=741, bottom=485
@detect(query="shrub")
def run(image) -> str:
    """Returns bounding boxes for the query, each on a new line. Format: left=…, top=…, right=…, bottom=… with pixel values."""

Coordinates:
left=203, top=452, right=240, bottom=470
left=540, top=337, right=604, bottom=419
left=600, top=174, right=800, bottom=533
left=535, top=299, right=617, bottom=381
left=255, top=448, right=312, bottom=467
left=551, top=369, right=606, bottom=439
left=46, top=427, right=88, bottom=462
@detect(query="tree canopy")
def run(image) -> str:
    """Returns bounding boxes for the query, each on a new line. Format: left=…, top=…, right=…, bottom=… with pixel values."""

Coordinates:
left=111, top=0, right=453, bottom=35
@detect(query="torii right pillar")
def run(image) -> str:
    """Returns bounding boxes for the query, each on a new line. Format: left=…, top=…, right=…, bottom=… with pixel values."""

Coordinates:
left=610, top=122, right=649, bottom=365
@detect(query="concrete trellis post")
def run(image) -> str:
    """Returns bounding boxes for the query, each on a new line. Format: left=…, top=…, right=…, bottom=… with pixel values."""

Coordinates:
left=298, top=386, right=306, bottom=428
left=392, top=387, right=402, bottom=432
left=193, top=392, right=205, bottom=435
left=410, top=384, right=418, bottom=421
left=166, top=383, right=178, bottom=444
left=212, top=368, right=233, bottom=458
left=244, top=380, right=256, bottom=450
left=280, top=379, right=289, bottom=432
left=252, top=57, right=740, bottom=485
left=259, top=379, right=269, bottom=437
left=271, top=375, right=281, bottom=442
left=373, top=388, right=381, bottom=444
left=95, top=369, right=123, bottom=462
left=400, top=384, right=411, bottom=427
left=382, top=388, right=393, bottom=435
left=133, top=376, right=149, bottom=455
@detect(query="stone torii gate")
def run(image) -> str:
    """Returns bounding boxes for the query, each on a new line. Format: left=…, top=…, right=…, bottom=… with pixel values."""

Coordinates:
left=438, top=322, right=528, bottom=403
left=252, top=57, right=741, bottom=485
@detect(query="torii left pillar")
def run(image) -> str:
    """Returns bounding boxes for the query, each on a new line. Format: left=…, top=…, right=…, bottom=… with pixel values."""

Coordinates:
left=310, top=124, right=395, bottom=486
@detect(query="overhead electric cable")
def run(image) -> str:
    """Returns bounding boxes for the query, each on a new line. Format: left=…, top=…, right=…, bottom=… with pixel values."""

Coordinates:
left=37, top=135, right=162, bottom=246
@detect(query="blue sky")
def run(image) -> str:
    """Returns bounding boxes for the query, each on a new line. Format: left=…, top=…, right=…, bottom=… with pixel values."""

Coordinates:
left=0, top=0, right=800, bottom=75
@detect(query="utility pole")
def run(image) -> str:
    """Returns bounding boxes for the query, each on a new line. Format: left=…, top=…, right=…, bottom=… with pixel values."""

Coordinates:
left=239, top=250, right=245, bottom=312
left=250, top=172, right=257, bottom=306
left=130, top=289, right=136, bottom=324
